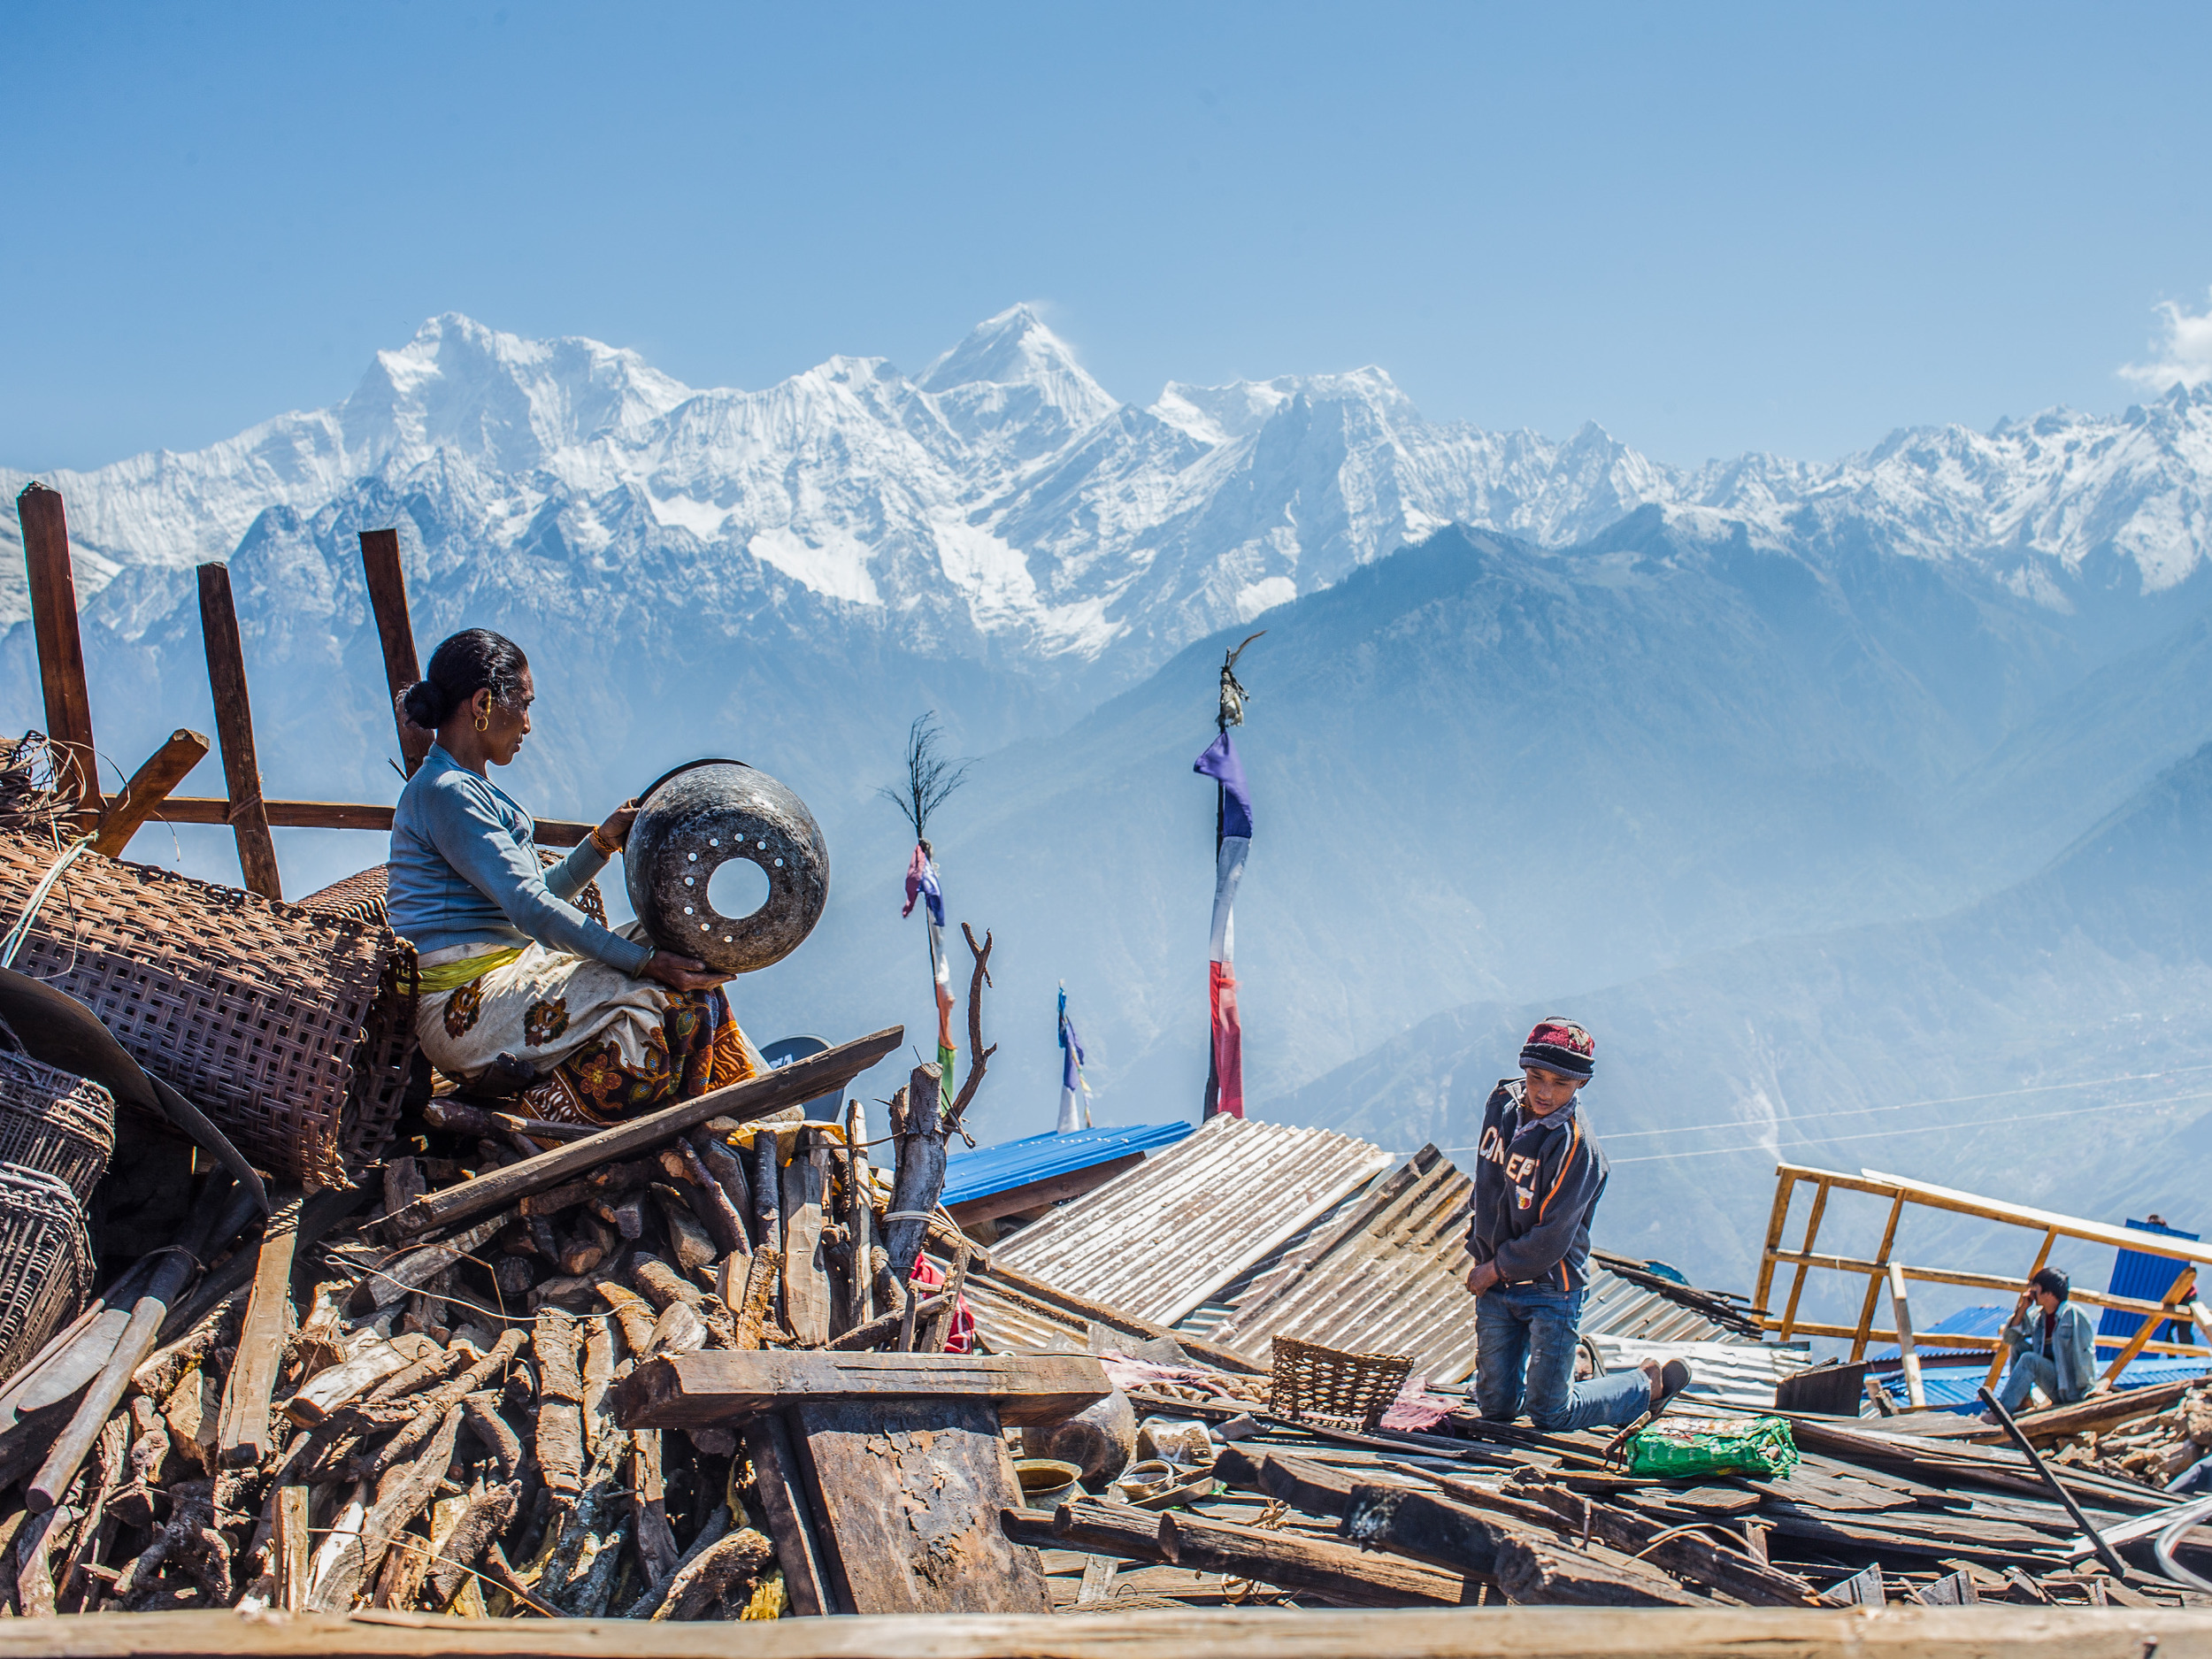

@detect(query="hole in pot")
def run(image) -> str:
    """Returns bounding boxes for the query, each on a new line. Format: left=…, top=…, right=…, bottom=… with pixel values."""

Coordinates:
left=707, top=857, right=771, bottom=920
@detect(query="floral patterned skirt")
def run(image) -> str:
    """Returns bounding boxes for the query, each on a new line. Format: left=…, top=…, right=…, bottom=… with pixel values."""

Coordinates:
left=414, top=931, right=764, bottom=1125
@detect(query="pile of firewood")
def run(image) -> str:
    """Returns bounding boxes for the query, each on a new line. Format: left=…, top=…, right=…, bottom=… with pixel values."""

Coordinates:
left=2051, top=1379, right=2212, bottom=1487
left=0, top=998, right=990, bottom=1620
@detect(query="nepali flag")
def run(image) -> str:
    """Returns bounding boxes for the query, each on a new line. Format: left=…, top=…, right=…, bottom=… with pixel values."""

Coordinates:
left=901, top=843, right=955, bottom=1111
left=1057, top=981, right=1092, bottom=1134
left=1194, top=732, right=1251, bottom=1118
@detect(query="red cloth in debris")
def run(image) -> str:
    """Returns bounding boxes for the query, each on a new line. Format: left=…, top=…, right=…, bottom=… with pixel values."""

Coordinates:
left=911, top=1251, right=974, bottom=1355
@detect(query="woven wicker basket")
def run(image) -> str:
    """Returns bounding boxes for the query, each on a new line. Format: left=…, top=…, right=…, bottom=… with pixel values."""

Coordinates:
left=0, top=1164, right=94, bottom=1381
left=1268, top=1335, right=1417, bottom=1431
left=0, top=1042, right=114, bottom=1205
left=0, top=833, right=411, bottom=1189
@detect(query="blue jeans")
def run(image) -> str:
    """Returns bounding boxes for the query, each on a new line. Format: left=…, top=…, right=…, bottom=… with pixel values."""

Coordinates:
left=1474, top=1281, right=1654, bottom=1432
left=1994, top=1352, right=2076, bottom=1414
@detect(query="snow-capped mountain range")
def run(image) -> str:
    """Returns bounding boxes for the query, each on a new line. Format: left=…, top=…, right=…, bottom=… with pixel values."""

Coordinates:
left=7, top=307, right=2210, bottom=687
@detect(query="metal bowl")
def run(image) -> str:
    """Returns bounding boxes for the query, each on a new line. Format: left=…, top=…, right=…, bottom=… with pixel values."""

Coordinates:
left=623, top=761, right=829, bottom=975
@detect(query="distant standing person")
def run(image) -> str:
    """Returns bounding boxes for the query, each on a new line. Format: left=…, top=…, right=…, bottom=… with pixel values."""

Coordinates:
left=1985, top=1267, right=2096, bottom=1420
left=1463, top=1018, right=1689, bottom=1431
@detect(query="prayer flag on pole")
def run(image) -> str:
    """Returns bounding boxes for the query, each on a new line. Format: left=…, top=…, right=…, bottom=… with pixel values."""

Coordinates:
left=1193, top=731, right=1251, bottom=1118
left=902, top=841, right=956, bottom=1111
left=1057, top=981, right=1092, bottom=1133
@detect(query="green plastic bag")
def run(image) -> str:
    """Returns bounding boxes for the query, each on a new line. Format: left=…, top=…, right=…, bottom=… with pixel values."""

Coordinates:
left=1625, top=1414, right=1799, bottom=1479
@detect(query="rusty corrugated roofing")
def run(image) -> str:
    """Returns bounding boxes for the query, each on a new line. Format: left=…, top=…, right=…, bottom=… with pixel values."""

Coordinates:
left=1206, top=1145, right=1750, bottom=1385
left=1209, top=1143, right=1482, bottom=1381
left=991, top=1115, right=1394, bottom=1326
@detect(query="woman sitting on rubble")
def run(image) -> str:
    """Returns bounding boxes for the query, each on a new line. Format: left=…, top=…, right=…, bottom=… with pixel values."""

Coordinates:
left=386, top=627, right=765, bottom=1125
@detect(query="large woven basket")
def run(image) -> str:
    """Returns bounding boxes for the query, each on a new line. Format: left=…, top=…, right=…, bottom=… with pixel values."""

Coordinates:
left=1268, top=1335, right=1416, bottom=1431
left=0, top=833, right=412, bottom=1189
left=0, top=1041, right=114, bottom=1205
left=0, top=1164, right=94, bottom=1382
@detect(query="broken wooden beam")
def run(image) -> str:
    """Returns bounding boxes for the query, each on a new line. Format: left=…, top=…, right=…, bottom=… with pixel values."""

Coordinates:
left=16, top=481, right=101, bottom=822
left=613, top=1350, right=1110, bottom=1430
left=357, top=528, right=432, bottom=779
left=195, top=561, right=281, bottom=900
left=90, top=729, right=211, bottom=858
left=375, top=1026, right=903, bottom=1241
left=215, top=1188, right=302, bottom=1468
left=1493, top=1532, right=1708, bottom=1607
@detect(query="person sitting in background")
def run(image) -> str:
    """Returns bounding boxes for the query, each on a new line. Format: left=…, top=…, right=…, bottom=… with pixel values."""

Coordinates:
left=1985, top=1267, right=2096, bottom=1420
left=386, top=627, right=764, bottom=1125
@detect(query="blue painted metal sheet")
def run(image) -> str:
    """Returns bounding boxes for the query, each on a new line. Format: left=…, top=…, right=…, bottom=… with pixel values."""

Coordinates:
left=1867, top=1304, right=2005, bottom=1367
left=2097, top=1217, right=2200, bottom=1356
left=940, top=1121, right=1194, bottom=1208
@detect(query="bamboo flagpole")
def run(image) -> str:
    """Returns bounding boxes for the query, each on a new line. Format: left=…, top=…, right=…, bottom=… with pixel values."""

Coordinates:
left=881, top=714, right=971, bottom=1116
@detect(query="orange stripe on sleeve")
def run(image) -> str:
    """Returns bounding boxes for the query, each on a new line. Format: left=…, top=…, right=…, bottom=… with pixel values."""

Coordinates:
left=1537, top=1120, right=1582, bottom=1219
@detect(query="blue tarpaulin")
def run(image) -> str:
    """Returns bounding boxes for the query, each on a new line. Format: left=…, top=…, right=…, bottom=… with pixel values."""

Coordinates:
left=940, top=1121, right=1194, bottom=1209
left=2098, top=1217, right=2200, bottom=1357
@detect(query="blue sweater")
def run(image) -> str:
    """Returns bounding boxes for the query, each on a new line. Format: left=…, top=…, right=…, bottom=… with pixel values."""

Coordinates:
left=1466, top=1079, right=1609, bottom=1293
left=386, top=746, right=652, bottom=976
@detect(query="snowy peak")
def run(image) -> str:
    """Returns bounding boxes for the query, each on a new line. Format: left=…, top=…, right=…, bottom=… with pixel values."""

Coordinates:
left=340, top=313, right=694, bottom=478
left=917, top=305, right=1119, bottom=459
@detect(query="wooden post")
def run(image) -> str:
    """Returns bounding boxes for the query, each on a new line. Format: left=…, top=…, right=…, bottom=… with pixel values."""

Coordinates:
left=196, top=564, right=282, bottom=900
left=782, top=1130, right=830, bottom=1348
left=1847, top=1193, right=1906, bottom=1363
left=1752, top=1169, right=1796, bottom=1312
left=1985, top=1228, right=2059, bottom=1391
left=357, top=529, right=431, bottom=777
left=89, top=730, right=211, bottom=859
left=2098, top=1265, right=2196, bottom=1386
left=1886, top=1262, right=1924, bottom=1409
left=1777, top=1179, right=1829, bottom=1343
left=15, top=483, right=101, bottom=821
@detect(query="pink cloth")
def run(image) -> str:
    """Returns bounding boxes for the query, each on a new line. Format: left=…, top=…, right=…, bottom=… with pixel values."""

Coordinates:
left=910, top=1251, right=974, bottom=1354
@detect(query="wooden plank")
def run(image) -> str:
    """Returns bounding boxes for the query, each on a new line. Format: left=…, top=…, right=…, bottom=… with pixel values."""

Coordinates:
left=741, top=1412, right=835, bottom=1617
left=140, top=797, right=591, bottom=843
left=1848, top=1193, right=1904, bottom=1363
left=1769, top=1248, right=2203, bottom=1324
left=1492, top=1534, right=1707, bottom=1607
left=196, top=562, right=281, bottom=900
left=1778, top=1178, right=1828, bottom=1342
left=2097, top=1264, right=2194, bottom=1385
left=10, top=1602, right=2212, bottom=1654
left=276, top=1483, right=312, bottom=1611
left=781, top=1132, right=830, bottom=1348
left=375, top=1026, right=903, bottom=1240
left=16, top=482, right=100, bottom=820
left=357, top=529, right=432, bottom=778
left=1751, top=1166, right=1797, bottom=1312
left=614, top=1350, right=1110, bottom=1430
left=947, top=1153, right=1145, bottom=1230
left=1857, top=1165, right=2212, bottom=1271
left=792, top=1395, right=1049, bottom=1615
left=215, top=1188, right=302, bottom=1467
left=89, top=729, right=210, bottom=858
left=1888, top=1262, right=1925, bottom=1409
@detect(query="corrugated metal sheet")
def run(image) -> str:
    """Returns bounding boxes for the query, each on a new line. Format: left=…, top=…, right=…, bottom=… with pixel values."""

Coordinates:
left=1586, top=1335, right=1811, bottom=1410
left=1579, top=1269, right=1745, bottom=1345
left=1210, top=1144, right=1483, bottom=1383
left=993, top=1115, right=1394, bottom=1325
left=941, top=1121, right=1194, bottom=1208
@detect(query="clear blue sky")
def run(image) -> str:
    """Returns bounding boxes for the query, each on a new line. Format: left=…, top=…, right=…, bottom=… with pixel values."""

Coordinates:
left=4, top=3, right=2208, bottom=472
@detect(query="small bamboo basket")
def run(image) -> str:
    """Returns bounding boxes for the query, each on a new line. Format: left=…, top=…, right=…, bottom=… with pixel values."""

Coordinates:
left=0, top=1164, right=95, bottom=1382
left=0, top=1042, right=114, bottom=1207
left=1268, top=1335, right=1417, bottom=1431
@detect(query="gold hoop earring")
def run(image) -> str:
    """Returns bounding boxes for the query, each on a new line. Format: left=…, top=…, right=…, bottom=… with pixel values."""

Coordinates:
left=474, top=707, right=490, bottom=733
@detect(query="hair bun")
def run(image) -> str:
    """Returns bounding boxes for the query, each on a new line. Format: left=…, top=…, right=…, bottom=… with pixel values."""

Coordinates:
left=400, top=679, right=452, bottom=728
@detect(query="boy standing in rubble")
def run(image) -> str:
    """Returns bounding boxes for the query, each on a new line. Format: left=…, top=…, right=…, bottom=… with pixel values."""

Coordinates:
left=1463, top=1018, right=1688, bottom=1431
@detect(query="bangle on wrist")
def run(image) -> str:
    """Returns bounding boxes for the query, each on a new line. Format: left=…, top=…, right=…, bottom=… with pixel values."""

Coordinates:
left=588, top=825, right=619, bottom=857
